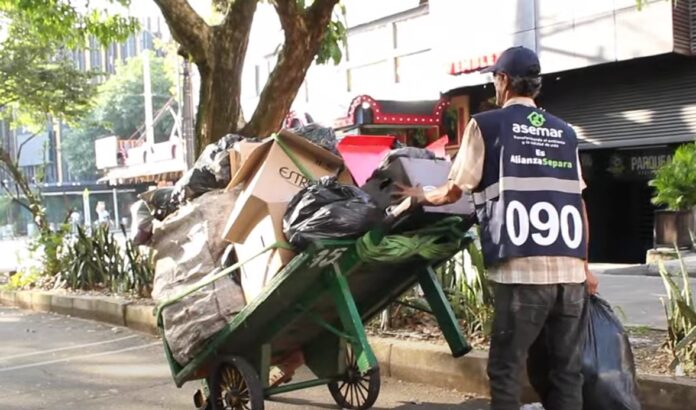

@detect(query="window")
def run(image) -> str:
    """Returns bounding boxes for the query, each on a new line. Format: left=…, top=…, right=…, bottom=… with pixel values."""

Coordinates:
left=394, top=16, right=430, bottom=52
left=347, top=26, right=390, bottom=65
left=347, top=60, right=390, bottom=93
left=394, top=50, right=431, bottom=84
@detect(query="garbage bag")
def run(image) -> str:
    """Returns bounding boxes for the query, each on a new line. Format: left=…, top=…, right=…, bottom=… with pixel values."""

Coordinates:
left=377, top=147, right=440, bottom=171
left=581, top=295, right=641, bottom=410
left=128, top=200, right=154, bottom=245
left=291, top=123, right=338, bottom=154
left=139, top=187, right=179, bottom=221
left=527, top=295, right=641, bottom=410
left=172, top=134, right=244, bottom=204
left=283, top=177, right=382, bottom=250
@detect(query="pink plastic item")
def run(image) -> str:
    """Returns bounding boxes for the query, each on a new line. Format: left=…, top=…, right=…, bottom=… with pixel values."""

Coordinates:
left=426, top=136, right=449, bottom=158
left=337, top=135, right=396, bottom=186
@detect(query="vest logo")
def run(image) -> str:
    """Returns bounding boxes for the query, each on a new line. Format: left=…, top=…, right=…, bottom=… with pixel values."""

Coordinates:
left=527, top=112, right=546, bottom=127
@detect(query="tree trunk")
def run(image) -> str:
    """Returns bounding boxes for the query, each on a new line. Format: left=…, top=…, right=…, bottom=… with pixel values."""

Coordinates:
left=194, top=26, right=249, bottom=154
left=154, top=0, right=338, bottom=154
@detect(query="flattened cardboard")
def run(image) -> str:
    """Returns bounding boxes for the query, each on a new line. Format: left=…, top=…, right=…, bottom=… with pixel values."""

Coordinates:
left=235, top=204, right=295, bottom=303
left=228, top=140, right=264, bottom=183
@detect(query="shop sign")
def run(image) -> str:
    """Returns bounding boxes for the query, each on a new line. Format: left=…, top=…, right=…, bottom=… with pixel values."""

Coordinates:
left=447, top=52, right=499, bottom=75
left=606, top=148, right=673, bottom=180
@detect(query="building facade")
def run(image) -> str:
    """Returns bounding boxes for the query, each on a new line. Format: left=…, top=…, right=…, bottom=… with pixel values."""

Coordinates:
left=243, top=0, right=696, bottom=263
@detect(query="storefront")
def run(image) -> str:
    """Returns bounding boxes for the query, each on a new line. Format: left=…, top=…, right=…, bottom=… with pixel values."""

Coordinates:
left=430, top=0, right=696, bottom=263
left=541, top=55, right=696, bottom=262
left=332, top=94, right=460, bottom=151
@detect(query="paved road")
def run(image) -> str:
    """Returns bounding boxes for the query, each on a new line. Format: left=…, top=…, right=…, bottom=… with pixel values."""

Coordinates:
left=0, top=306, right=490, bottom=410
left=592, top=264, right=696, bottom=329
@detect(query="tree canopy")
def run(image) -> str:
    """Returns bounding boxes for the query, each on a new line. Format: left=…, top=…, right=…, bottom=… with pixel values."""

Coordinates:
left=0, top=0, right=138, bottom=235
left=63, top=55, right=177, bottom=180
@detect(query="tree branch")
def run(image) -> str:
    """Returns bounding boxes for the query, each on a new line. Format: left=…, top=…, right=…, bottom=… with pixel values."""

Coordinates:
left=223, top=0, right=259, bottom=32
left=271, top=0, right=303, bottom=36
left=152, top=0, right=212, bottom=63
left=15, top=130, right=42, bottom=164
left=241, top=0, right=339, bottom=137
left=0, top=181, right=32, bottom=214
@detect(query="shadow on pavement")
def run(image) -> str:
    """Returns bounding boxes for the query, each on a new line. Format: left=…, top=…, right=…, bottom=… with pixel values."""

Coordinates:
left=269, top=396, right=490, bottom=409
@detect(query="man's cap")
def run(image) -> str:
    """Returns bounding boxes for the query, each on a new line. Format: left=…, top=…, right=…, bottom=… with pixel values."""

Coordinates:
left=481, top=46, right=541, bottom=77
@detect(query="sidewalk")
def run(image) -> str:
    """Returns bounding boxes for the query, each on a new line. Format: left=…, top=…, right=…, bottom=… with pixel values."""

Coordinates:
left=1, top=289, right=694, bottom=410
left=600, top=253, right=696, bottom=277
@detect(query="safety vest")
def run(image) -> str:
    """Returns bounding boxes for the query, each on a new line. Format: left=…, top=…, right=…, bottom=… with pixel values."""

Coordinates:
left=473, top=104, right=586, bottom=267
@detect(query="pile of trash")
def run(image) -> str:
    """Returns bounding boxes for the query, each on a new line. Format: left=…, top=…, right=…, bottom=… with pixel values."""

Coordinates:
left=136, top=126, right=474, bottom=365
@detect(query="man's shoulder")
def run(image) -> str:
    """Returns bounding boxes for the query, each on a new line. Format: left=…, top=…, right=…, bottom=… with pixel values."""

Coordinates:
left=472, top=108, right=507, bottom=129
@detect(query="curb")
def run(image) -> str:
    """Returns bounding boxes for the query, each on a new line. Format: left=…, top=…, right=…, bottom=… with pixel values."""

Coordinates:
left=2, top=289, right=695, bottom=410
left=601, top=264, right=696, bottom=278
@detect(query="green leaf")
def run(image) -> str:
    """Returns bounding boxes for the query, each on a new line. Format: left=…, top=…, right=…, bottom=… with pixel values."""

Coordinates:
left=674, top=326, right=696, bottom=352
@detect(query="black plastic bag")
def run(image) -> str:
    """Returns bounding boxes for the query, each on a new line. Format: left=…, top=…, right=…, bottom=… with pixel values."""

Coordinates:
left=283, top=177, right=383, bottom=250
left=527, top=295, right=641, bottom=410
left=140, top=187, right=179, bottom=221
left=581, top=296, right=641, bottom=410
left=291, top=123, right=338, bottom=154
left=172, top=134, right=245, bottom=204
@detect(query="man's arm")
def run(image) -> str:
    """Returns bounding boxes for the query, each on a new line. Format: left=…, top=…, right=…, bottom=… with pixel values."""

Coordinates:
left=395, top=119, right=484, bottom=206
left=582, top=198, right=599, bottom=294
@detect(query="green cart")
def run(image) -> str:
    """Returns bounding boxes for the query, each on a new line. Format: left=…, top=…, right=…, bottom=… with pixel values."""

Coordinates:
left=156, top=222, right=473, bottom=410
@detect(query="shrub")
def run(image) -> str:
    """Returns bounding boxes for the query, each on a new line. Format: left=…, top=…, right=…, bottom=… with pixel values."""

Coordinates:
left=649, top=143, right=696, bottom=211
left=659, top=253, right=696, bottom=375
left=61, top=225, right=154, bottom=296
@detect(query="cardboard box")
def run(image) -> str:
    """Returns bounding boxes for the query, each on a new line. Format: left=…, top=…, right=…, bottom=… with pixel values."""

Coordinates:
left=224, top=131, right=345, bottom=301
left=235, top=212, right=294, bottom=302
left=228, top=140, right=264, bottom=183
left=223, top=130, right=344, bottom=244
left=361, top=157, right=476, bottom=218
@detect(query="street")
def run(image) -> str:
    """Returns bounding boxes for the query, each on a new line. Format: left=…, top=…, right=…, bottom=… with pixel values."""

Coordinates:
left=0, top=306, right=490, bottom=410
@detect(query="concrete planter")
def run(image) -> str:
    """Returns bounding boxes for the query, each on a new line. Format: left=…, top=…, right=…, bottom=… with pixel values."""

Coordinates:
left=654, top=209, right=694, bottom=249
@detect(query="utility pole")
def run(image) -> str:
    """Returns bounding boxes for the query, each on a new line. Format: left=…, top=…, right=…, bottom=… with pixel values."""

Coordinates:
left=142, top=49, right=155, bottom=147
left=55, top=118, right=63, bottom=183
left=182, top=59, right=195, bottom=167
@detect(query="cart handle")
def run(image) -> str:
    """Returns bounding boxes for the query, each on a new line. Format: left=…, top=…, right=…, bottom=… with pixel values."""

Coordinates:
left=154, top=241, right=293, bottom=327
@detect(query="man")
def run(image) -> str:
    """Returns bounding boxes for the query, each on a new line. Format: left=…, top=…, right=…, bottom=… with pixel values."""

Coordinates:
left=396, top=46, right=598, bottom=410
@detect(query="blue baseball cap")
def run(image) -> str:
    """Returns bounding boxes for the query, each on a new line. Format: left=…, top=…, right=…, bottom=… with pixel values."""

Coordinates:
left=481, top=46, right=541, bottom=77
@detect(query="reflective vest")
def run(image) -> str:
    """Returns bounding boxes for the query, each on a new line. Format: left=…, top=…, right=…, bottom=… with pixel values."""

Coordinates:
left=473, top=104, right=586, bottom=266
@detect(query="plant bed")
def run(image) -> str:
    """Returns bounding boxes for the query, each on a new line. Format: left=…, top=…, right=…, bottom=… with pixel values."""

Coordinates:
left=368, top=310, right=695, bottom=379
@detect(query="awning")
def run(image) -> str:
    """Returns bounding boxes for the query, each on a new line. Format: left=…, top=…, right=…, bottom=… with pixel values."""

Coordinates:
left=98, top=159, right=187, bottom=185
left=333, top=94, right=449, bottom=130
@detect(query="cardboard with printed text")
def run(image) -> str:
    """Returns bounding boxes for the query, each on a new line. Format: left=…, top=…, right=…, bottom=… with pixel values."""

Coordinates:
left=223, top=131, right=344, bottom=301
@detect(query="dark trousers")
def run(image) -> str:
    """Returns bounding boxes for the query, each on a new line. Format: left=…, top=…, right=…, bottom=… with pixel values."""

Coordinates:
left=487, top=283, right=587, bottom=410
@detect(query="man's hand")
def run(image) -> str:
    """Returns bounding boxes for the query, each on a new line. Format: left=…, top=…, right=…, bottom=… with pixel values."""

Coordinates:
left=392, top=183, right=426, bottom=204
left=585, top=266, right=599, bottom=295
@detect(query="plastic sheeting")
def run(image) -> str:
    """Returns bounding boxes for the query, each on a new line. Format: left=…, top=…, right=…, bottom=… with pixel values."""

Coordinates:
left=151, top=189, right=245, bottom=365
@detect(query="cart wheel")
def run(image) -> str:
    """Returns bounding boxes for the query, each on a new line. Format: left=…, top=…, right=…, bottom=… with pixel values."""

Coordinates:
left=209, top=356, right=264, bottom=410
left=328, top=347, right=380, bottom=410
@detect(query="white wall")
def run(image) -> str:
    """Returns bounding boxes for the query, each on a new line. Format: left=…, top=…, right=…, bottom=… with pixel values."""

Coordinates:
left=240, top=1, right=436, bottom=126
left=432, top=0, right=674, bottom=90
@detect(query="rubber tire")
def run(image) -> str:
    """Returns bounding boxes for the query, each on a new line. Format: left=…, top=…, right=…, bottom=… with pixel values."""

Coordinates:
left=328, top=366, right=380, bottom=410
left=208, top=356, right=265, bottom=410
